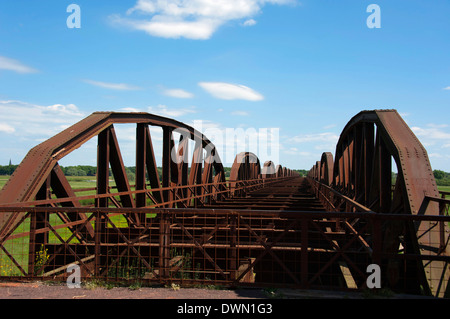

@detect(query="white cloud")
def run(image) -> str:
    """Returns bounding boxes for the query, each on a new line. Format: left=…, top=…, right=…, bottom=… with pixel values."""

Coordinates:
left=411, top=124, right=450, bottom=159
left=0, top=123, right=15, bottom=134
left=163, top=88, right=194, bottom=98
left=231, top=111, right=249, bottom=116
left=148, top=104, right=196, bottom=117
left=0, top=100, right=85, bottom=139
left=283, top=147, right=313, bottom=157
left=406, top=123, right=450, bottom=171
left=284, top=132, right=339, bottom=161
left=111, top=0, right=295, bottom=40
left=0, top=56, right=38, bottom=74
left=119, top=107, right=141, bottom=112
left=411, top=125, right=450, bottom=141
left=45, top=104, right=84, bottom=117
left=83, top=79, right=142, bottom=91
left=112, top=15, right=221, bottom=40
left=243, top=19, right=257, bottom=26
left=443, top=86, right=450, bottom=90
left=199, top=82, right=264, bottom=101
left=288, top=132, right=340, bottom=144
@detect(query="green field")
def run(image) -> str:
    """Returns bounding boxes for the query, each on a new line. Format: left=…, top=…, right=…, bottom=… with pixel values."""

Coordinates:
left=0, top=176, right=9, bottom=190
left=438, top=185, right=450, bottom=193
left=0, top=175, right=113, bottom=193
left=0, top=175, right=99, bottom=191
left=1, top=174, right=449, bottom=278
left=2, top=174, right=450, bottom=195
left=0, top=175, right=129, bottom=276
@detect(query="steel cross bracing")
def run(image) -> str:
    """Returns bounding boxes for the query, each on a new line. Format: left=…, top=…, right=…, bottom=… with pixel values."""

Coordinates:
left=0, top=110, right=448, bottom=298
left=308, top=109, right=450, bottom=297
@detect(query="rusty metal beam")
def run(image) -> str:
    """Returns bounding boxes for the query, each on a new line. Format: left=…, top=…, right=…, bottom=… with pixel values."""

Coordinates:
left=308, top=109, right=450, bottom=297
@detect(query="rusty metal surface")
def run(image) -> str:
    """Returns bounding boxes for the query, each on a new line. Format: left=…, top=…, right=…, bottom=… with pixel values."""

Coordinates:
left=0, top=109, right=448, bottom=297
left=0, top=203, right=448, bottom=293
left=308, top=109, right=449, bottom=297
left=320, top=152, right=333, bottom=186
left=0, top=112, right=228, bottom=237
left=0, top=111, right=299, bottom=288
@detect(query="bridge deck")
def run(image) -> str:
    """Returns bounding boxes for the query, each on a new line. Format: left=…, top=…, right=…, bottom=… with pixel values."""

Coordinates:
left=206, top=177, right=326, bottom=211
left=0, top=110, right=448, bottom=297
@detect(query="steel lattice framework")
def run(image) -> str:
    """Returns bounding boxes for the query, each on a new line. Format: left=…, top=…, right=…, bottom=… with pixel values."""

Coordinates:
left=0, top=110, right=448, bottom=297
left=308, top=109, right=450, bottom=297
left=0, top=112, right=226, bottom=236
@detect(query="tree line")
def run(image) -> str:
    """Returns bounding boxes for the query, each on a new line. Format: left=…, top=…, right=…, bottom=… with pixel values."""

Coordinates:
left=0, top=164, right=308, bottom=179
left=433, top=170, right=450, bottom=186
left=6, top=165, right=448, bottom=185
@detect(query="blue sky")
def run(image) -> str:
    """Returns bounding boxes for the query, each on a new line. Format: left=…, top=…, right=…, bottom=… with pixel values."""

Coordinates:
left=0, top=0, right=449, bottom=171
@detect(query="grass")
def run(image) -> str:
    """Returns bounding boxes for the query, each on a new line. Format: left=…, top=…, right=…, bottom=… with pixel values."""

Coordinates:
left=3, top=174, right=450, bottom=193
left=0, top=220, right=30, bottom=276
left=438, top=185, right=450, bottom=193
left=1, top=174, right=449, bottom=280
left=0, top=176, right=9, bottom=190
left=0, top=175, right=102, bottom=192
left=0, top=175, right=150, bottom=277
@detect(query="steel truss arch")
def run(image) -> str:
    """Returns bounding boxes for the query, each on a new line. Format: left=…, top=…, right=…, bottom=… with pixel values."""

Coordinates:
left=0, top=112, right=226, bottom=238
left=309, top=109, right=449, bottom=297
left=262, top=160, right=276, bottom=179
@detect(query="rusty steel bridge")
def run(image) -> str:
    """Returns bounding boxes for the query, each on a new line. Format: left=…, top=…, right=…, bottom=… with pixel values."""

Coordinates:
left=0, top=109, right=448, bottom=298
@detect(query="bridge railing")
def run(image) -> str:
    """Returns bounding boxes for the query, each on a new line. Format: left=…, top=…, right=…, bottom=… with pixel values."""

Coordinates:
left=0, top=175, right=296, bottom=210
left=0, top=205, right=448, bottom=296
left=307, top=177, right=374, bottom=213
left=307, top=176, right=450, bottom=297
left=419, top=192, right=450, bottom=254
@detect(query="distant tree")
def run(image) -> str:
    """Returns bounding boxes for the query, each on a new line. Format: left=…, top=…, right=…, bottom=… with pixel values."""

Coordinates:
left=432, top=170, right=450, bottom=186
left=127, top=172, right=135, bottom=182
left=78, top=165, right=96, bottom=176
left=65, top=167, right=78, bottom=176
left=294, top=169, right=308, bottom=177
left=434, top=170, right=446, bottom=180
left=65, top=167, right=87, bottom=176
left=0, top=165, right=18, bottom=175
left=125, top=167, right=135, bottom=182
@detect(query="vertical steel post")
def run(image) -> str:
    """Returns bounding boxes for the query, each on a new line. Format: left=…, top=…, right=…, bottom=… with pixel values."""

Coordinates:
left=229, top=213, right=238, bottom=281
left=378, top=134, right=392, bottom=214
left=363, top=122, right=374, bottom=207
left=162, top=127, right=171, bottom=207
left=372, top=215, right=382, bottom=270
left=97, top=128, right=110, bottom=208
left=28, top=176, right=50, bottom=275
left=301, top=217, right=309, bottom=288
left=159, top=212, right=170, bottom=280
left=94, top=210, right=103, bottom=277
left=136, top=124, right=147, bottom=208
left=95, top=129, right=110, bottom=276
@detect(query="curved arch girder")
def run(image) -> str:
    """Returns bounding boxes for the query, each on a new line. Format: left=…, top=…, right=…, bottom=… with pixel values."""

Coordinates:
left=308, top=109, right=449, bottom=297
left=320, top=152, right=333, bottom=186
left=0, top=112, right=226, bottom=237
left=262, top=161, right=276, bottom=179
left=230, top=152, right=261, bottom=181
